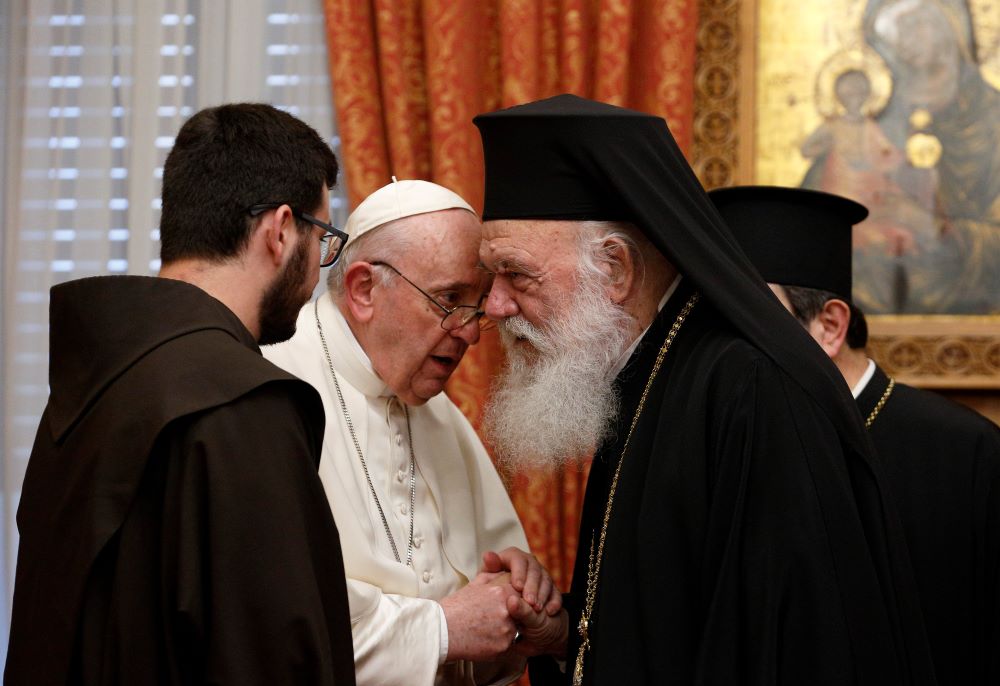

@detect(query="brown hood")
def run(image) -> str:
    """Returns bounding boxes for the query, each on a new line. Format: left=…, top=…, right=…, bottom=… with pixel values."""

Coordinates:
left=46, top=275, right=257, bottom=443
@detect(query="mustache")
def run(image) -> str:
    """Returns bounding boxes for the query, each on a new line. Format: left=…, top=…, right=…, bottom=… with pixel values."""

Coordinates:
left=498, top=315, right=550, bottom=350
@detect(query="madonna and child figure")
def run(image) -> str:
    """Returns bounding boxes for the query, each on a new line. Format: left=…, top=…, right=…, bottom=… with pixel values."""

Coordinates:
left=801, top=0, right=1000, bottom=313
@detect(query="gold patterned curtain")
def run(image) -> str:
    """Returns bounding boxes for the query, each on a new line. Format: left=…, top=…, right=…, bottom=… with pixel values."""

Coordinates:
left=323, top=0, right=699, bottom=597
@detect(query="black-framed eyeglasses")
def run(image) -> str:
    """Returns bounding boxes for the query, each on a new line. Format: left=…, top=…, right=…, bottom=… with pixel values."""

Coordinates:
left=248, top=203, right=349, bottom=268
left=371, top=261, right=495, bottom=332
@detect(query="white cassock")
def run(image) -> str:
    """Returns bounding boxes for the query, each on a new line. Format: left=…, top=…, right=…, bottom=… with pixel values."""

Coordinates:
left=264, top=292, right=529, bottom=686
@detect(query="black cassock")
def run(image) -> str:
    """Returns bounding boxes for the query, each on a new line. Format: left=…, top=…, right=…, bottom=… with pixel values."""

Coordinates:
left=532, top=280, right=935, bottom=685
left=6, top=276, right=355, bottom=686
left=858, top=365, right=1000, bottom=686
left=477, top=94, right=936, bottom=686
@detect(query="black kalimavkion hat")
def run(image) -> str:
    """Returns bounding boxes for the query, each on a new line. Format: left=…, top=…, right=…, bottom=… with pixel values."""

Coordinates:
left=474, top=95, right=646, bottom=222
left=709, top=185, right=868, bottom=301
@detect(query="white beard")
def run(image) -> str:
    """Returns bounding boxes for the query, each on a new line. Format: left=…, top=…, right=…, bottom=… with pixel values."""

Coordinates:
left=483, top=272, right=634, bottom=471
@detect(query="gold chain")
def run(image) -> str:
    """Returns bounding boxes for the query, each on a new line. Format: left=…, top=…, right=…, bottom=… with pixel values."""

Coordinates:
left=572, top=292, right=699, bottom=686
left=864, top=376, right=895, bottom=428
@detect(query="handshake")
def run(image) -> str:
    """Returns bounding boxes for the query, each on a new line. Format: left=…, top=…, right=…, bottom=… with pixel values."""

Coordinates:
left=438, top=547, right=569, bottom=663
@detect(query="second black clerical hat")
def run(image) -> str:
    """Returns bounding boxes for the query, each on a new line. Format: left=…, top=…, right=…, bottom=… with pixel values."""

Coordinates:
left=709, top=185, right=868, bottom=301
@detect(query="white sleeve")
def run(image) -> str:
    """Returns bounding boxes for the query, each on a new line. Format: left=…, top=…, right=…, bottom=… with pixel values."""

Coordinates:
left=349, top=577, right=445, bottom=686
left=437, top=600, right=450, bottom=664
left=352, top=578, right=525, bottom=686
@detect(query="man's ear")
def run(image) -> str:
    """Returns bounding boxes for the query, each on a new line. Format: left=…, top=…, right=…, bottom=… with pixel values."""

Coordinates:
left=258, top=205, right=297, bottom=267
left=342, top=262, right=378, bottom=323
left=812, top=298, right=851, bottom=358
left=601, top=237, right=637, bottom=304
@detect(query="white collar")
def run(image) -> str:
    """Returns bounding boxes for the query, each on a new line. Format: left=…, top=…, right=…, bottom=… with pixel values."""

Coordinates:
left=316, top=292, right=394, bottom=398
left=851, top=358, right=877, bottom=399
left=609, top=274, right=683, bottom=379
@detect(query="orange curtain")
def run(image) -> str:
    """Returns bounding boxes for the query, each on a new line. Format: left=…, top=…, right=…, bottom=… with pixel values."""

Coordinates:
left=323, top=0, right=698, bottom=596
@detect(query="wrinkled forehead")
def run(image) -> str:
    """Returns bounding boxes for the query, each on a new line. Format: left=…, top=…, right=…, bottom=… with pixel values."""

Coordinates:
left=394, top=209, right=488, bottom=287
left=480, top=219, right=581, bottom=263
left=394, top=208, right=479, bottom=260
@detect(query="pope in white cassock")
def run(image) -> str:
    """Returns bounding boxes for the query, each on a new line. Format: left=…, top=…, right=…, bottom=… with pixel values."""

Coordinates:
left=264, top=179, right=558, bottom=686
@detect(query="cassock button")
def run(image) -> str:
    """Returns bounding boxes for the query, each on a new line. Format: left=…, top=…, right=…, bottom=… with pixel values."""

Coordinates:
left=414, top=535, right=423, bottom=549
left=396, top=469, right=406, bottom=483
left=399, top=502, right=408, bottom=515
left=395, top=434, right=402, bottom=446
left=422, top=570, right=432, bottom=583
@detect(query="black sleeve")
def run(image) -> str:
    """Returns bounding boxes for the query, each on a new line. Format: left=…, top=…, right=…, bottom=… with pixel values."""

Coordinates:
left=162, top=382, right=355, bottom=685
left=638, top=356, right=925, bottom=684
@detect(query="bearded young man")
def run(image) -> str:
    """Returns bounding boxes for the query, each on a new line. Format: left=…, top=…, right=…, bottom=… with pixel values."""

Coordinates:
left=6, top=104, right=356, bottom=685
left=264, top=179, right=560, bottom=686
left=713, top=184, right=1000, bottom=686
left=472, top=95, right=937, bottom=686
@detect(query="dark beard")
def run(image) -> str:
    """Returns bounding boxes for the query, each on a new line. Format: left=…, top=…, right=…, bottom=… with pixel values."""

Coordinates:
left=258, top=237, right=310, bottom=345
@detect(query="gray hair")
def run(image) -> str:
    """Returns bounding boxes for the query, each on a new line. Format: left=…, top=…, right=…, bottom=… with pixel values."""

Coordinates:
left=326, top=216, right=417, bottom=298
left=575, top=220, right=647, bottom=288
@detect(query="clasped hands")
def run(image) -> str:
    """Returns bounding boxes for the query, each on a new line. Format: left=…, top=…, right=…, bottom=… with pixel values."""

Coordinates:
left=438, top=547, right=568, bottom=663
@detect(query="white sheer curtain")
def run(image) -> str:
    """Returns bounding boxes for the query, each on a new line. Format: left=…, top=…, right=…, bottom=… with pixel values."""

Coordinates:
left=0, top=0, right=346, bottom=657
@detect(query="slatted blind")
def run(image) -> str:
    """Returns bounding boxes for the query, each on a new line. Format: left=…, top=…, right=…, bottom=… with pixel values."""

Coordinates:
left=0, top=0, right=346, bottom=653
